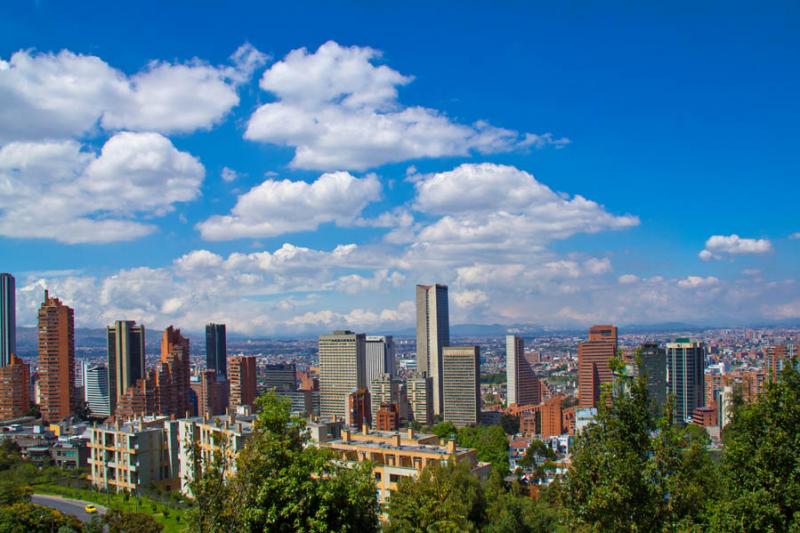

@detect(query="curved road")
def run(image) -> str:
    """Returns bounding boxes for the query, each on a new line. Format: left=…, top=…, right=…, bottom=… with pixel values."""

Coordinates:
left=32, top=494, right=107, bottom=523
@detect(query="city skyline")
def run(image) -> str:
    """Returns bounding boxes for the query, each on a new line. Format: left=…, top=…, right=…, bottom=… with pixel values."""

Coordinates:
left=2, top=3, right=800, bottom=335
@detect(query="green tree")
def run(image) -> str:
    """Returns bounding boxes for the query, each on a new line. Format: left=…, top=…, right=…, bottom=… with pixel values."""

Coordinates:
left=563, top=353, right=716, bottom=532
left=429, top=420, right=458, bottom=440
left=103, top=509, right=163, bottom=533
left=0, top=502, right=83, bottom=533
left=499, top=413, right=520, bottom=435
left=385, top=461, right=485, bottom=532
left=191, top=391, right=379, bottom=532
left=458, top=425, right=509, bottom=474
left=709, top=362, right=800, bottom=532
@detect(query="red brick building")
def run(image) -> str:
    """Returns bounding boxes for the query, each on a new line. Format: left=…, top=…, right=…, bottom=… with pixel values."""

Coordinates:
left=578, top=325, right=617, bottom=408
left=38, top=291, right=75, bottom=423
left=0, top=355, right=30, bottom=420
left=229, top=355, right=257, bottom=409
left=375, top=402, right=400, bottom=431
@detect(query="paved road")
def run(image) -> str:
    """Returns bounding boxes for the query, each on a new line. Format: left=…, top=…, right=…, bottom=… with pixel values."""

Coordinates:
left=32, top=494, right=107, bottom=523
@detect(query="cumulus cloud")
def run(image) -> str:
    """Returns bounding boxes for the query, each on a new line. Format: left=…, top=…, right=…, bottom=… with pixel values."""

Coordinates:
left=221, top=166, right=239, bottom=182
left=244, top=41, right=567, bottom=170
left=197, top=171, right=381, bottom=240
left=400, top=163, right=638, bottom=266
left=0, top=43, right=266, bottom=141
left=0, top=132, right=204, bottom=243
left=699, top=234, right=772, bottom=261
left=618, top=274, right=640, bottom=284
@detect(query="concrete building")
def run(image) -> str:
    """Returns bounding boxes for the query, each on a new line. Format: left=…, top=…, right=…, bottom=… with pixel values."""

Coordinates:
left=370, top=374, right=404, bottom=428
left=155, top=326, right=191, bottom=418
left=178, top=411, right=256, bottom=496
left=506, top=335, right=540, bottom=406
left=38, top=291, right=75, bottom=423
left=107, top=321, right=146, bottom=415
left=667, top=339, right=706, bottom=424
left=405, top=373, right=433, bottom=426
left=319, top=331, right=366, bottom=420
left=0, top=273, right=15, bottom=368
left=639, top=343, right=667, bottom=415
left=88, top=416, right=179, bottom=493
left=0, top=355, right=30, bottom=421
left=191, top=369, right=227, bottom=417
left=365, top=336, right=396, bottom=393
left=321, top=427, right=490, bottom=505
left=228, top=355, right=257, bottom=409
left=263, top=363, right=296, bottom=392
left=205, top=324, right=227, bottom=378
left=415, top=284, right=450, bottom=416
left=442, top=346, right=480, bottom=427
left=347, top=388, right=371, bottom=429
left=85, top=364, right=111, bottom=418
left=578, top=325, right=618, bottom=408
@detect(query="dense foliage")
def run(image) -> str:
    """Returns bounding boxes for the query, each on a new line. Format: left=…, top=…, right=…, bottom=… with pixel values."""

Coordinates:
left=385, top=463, right=558, bottom=532
left=189, top=391, right=379, bottom=532
left=430, top=421, right=510, bottom=473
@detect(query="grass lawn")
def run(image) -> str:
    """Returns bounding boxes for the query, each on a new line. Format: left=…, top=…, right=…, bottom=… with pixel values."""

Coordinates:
left=34, top=483, right=189, bottom=532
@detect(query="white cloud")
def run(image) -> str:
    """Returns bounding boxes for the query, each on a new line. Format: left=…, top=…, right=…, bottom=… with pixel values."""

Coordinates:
left=453, top=289, right=489, bottom=308
left=618, top=274, right=640, bottom=284
left=244, top=41, right=567, bottom=170
left=790, top=232, right=800, bottom=240
left=0, top=132, right=204, bottom=243
left=677, top=276, right=720, bottom=289
left=221, top=166, right=239, bottom=182
left=699, top=234, right=772, bottom=261
left=0, top=44, right=266, bottom=141
left=197, top=171, right=381, bottom=240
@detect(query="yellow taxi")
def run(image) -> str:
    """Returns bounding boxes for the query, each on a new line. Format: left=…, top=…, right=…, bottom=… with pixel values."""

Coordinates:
left=84, top=504, right=97, bottom=514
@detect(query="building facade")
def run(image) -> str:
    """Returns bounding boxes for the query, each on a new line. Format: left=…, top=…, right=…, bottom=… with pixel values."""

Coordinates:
left=0, top=355, right=30, bottom=421
left=228, top=355, right=257, bottom=409
left=577, top=325, right=618, bottom=408
left=205, top=323, right=227, bottom=378
left=365, top=336, right=396, bottom=393
left=107, top=321, right=146, bottom=415
left=263, top=363, right=296, bottom=392
left=415, top=284, right=450, bottom=416
left=319, top=331, right=366, bottom=420
left=506, top=335, right=540, bottom=406
left=156, top=326, right=191, bottom=417
left=405, top=373, right=433, bottom=426
left=442, top=346, right=480, bottom=427
left=0, top=273, right=15, bottom=368
left=667, top=339, right=706, bottom=424
left=38, top=291, right=75, bottom=423
left=85, top=365, right=111, bottom=418
left=639, top=343, right=667, bottom=415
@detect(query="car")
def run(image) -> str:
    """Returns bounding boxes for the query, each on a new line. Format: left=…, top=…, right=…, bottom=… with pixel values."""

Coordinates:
left=84, top=504, right=97, bottom=514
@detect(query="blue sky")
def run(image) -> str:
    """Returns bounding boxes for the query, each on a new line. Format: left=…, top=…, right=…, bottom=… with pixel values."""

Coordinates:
left=1, top=1, right=799, bottom=333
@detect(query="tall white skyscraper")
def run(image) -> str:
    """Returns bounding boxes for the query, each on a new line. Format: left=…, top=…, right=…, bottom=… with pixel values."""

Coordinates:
left=85, top=364, right=111, bottom=418
left=318, top=330, right=366, bottom=420
left=506, top=335, right=540, bottom=406
left=365, top=336, right=396, bottom=393
left=416, top=284, right=450, bottom=416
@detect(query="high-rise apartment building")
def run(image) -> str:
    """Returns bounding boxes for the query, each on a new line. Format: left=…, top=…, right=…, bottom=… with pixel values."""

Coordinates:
left=365, top=336, right=396, bottom=393
left=0, top=273, right=15, bottom=368
left=766, top=344, right=794, bottom=381
left=205, top=323, right=227, bottom=378
left=667, top=339, right=706, bottom=424
left=228, top=355, right=257, bottom=409
left=405, top=373, right=433, bottom=425
left=639, top=343, right=667, bottom=415
left=347, top=388, right=371, bottom=429
left=442, top=346, right=480, bottom=427
left=85, top=365, right=111, bottom=418
left=191, top=369, right=226, bottom=417
left=416, top=284, right=450, bottom=416
left=370, top=373, right=402, bottom=428
left=319, top=331, right=366, bottom=420
left=38, top=291, right=75, bottom=423
left=506, top=335, right=540, bottom=406
left=0, top=355, right=30, bottom=420
left=156, top=326, right=191, bottom=417
left=107, top=321, right=146, bottom=414
left=578, top=325, right=618, bottom=408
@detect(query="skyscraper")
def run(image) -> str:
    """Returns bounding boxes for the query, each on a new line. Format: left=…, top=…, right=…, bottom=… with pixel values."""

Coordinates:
left=578, top=325, right=618, bottom=408
left=263, top=363, right=296, bottom=392
left=156, top=326, right=191, bottom=417
left=228, top=355, right=257, bottom=409
left=506, top=335, right=540, bottom=406
left=406, top=373, right=433, bottom=426
left=107, top=320, right=146, bottom=414
left=205, top=323, right=227, bottom=378
left=442, top=346, right=480, bottom=427
left=365, top=336, right=396, bottom=393
left=0, top=273, right=15, bottom=367
left=416, top=284, right=450, bottom=415
left=667, top=339, right=706, bottom=424
left=85, top=364, right=111, bottom=418
left=38, top=291, right=75, bottom=423
left=370, top=373, right=401, bottom=428
left=318, top=330, right=366, bottom=420
left=639, top=343, right=667, bottom=415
